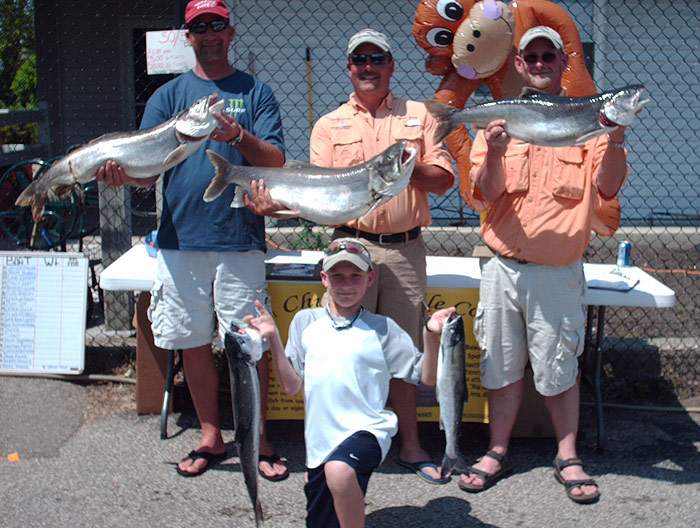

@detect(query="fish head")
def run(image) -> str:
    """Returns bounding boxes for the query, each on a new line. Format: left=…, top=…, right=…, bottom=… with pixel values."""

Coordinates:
left=175, top=93, right=225, bottom=138
left=224, top=322, right=264, bottom=364
left=602, top=85, right=649, bottom=127
left=371, top=141, right=418, bottom=198
left=442, top=311, right=465, bottom=346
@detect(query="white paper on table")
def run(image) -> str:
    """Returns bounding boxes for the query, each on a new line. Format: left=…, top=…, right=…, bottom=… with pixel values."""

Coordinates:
left=586, top=267, right=640, bottom=291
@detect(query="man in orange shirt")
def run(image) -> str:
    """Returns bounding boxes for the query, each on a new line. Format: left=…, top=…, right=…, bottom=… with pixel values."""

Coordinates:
left=458, top=26, right=630, bottom=504
left=309, top=29, right=454, bottom=484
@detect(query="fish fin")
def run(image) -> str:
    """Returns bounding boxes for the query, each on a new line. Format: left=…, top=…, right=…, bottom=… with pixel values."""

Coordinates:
left=15, top=180, right=49, bottom=223
left=441, top=452, right=470, bottom=477
left=283, top=159, right=315, bottom=169
left=424, top=99, right=459, bottom=144
left=163, top=144, right=190, bottom=167
left=203, top=150, right=232, bottom=202
left=88, top=131, right=125, bottom=144
left=357, top=198, right=387, bottom=223
left=230, top=186, right=246, bottom=208
left=273, top=209, right=300, bottom=218
left=574, top=130, right=610, bottom=145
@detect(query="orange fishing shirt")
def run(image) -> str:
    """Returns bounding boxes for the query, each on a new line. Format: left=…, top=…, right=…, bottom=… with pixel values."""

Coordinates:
left=468, top=132, right=628, bottom=266
left=309, top=92, right=454, bottom=234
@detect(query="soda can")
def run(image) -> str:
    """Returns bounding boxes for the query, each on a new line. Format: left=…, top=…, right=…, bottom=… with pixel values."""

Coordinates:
left=616, top=240, right=631, bottom=267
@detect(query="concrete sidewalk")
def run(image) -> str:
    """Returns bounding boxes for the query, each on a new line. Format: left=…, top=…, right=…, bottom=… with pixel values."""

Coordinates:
left=1, top=375, right=699, bottom=527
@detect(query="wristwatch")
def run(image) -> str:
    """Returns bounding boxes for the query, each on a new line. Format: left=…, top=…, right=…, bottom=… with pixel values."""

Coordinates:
left=607, top=135, right=625, bottom=150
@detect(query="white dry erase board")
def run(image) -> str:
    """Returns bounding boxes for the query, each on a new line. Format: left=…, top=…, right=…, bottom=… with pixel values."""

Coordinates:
left=0, top=251, right=88, bottom=375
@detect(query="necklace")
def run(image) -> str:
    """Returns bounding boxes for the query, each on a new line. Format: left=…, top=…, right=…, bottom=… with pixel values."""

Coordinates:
left=326, top=306, right=363, bottom=330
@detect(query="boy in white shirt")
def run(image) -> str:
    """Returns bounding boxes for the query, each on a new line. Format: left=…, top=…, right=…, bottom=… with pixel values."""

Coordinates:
left=245, top=238, right=455, bottom=528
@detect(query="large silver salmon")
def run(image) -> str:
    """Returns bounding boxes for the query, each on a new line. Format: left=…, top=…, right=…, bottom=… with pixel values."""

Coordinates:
left=437, top=311, right=469, bottom=478
left=203, top=141, right=417, bottom=225
left=15, top=94, right=225, bottom=221
left=426, top=85, right=648, bottom=147
left=224, top=324, right=264, bottom=527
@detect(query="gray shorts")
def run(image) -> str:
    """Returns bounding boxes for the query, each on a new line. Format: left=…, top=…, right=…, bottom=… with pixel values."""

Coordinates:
left=148, top=249, right=270, bottom=350
left=474, top=256, right=586, bottom=397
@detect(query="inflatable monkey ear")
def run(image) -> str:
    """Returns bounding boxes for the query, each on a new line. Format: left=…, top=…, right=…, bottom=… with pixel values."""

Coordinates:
left=452, top=1, right=515, bottom=79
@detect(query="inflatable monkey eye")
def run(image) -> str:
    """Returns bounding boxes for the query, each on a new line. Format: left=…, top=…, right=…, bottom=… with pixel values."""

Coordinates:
left=426, top=27, right=455, bottom=47
left=436, top=0, right=464, bottom=22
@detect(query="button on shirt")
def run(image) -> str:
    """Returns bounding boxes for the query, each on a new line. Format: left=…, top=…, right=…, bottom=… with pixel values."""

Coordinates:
left=468, top=133, right=628, bottom=266
left=309, top=92, right=454, bottom=234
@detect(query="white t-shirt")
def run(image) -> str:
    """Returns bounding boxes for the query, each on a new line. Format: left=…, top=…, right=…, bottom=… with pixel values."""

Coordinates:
left=285, top=308, right=425, bottom=468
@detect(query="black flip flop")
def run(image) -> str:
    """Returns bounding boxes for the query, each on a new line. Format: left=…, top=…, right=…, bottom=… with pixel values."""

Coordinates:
left=258, top=453, right=289, bottom=482
left=175, top=449, right=226, bottom=478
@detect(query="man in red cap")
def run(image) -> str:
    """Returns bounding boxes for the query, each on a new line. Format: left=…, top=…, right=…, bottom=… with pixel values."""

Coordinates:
left=97, top=0, right=288, bottom=481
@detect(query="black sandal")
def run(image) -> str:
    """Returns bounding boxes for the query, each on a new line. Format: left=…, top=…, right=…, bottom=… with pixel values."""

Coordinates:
left=459, top=450, right=513, bottom=493
left=553, top=456, right=600, bottom=504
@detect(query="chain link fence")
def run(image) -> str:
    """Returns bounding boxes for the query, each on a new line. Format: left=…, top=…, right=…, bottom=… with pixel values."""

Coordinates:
left=1, top=0, right=698, bottom=405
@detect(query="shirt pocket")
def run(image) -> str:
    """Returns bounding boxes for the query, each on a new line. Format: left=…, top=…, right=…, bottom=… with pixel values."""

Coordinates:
left=330, top=127, right=364, bottom=166
left=392, top=124, right=424, bottom=153
left=503, top=149, right=530, bottom=194
left=551, top=147, right=586, bottom=200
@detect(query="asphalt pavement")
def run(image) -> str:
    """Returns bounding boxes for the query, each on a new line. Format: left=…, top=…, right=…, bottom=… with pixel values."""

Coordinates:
left=1, top=375, right=699, bottom=528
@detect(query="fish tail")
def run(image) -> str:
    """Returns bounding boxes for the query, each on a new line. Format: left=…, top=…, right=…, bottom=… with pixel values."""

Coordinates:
left=203, top=149, right=232, bottom=202
left=254, top=498, right=264, bottom=527
left=441, top=451, right=470, bottom=477
left=425, top=99, right=458, bottom=144
left=440, top=452, right=456, bottom=478
left=15, top=181, right=48, bottom=223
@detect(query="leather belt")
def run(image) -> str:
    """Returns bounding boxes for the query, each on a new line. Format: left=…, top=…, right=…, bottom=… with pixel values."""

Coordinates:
left=493, top=250, right=529, bottom=265
left=336, top=226, right=421, bottom=245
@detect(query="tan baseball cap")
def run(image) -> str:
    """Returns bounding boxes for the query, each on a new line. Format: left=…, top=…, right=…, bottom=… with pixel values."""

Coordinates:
left=518, top=26, right=564, bottom=52
left=347, top=28, right=392, bottom=56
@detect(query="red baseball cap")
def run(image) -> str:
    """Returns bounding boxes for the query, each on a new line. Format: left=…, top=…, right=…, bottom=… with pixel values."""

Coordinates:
left=184, top=0, right=230, bottom=24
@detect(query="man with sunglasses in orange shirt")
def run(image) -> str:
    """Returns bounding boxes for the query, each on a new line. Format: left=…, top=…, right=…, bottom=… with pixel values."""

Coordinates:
left=308, top=29, right=454, bottom=485
left=459, top=26, right=630, bottom=504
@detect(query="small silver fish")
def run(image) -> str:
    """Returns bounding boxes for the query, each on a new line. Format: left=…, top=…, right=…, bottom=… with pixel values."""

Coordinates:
left=426, top=84, right=648, bottom=147
left=15, top=94, right=224, bottom=222
left=436, top=311, right=469, bottom=478
left=224, top=323, right=264, bottom=527
left=203, top=141, right=417, bottom=225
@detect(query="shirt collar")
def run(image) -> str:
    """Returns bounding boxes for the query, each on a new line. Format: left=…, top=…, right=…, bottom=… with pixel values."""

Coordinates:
left=349, top=91, right=395, bottom=114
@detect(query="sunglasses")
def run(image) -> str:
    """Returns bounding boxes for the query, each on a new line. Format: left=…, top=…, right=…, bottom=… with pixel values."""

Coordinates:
left=327, top=240, right=368, bottom=257
left=188, top=20, right=229, bottom=34
left=350, top=53, right=389, bottom=66
left=521, top=52, right=558, bottom=64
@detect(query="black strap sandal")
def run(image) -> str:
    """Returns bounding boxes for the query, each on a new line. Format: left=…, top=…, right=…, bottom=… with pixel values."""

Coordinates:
left=459, top=450, right=513, bottom=493
left=553, top=456, right=600, bottom=504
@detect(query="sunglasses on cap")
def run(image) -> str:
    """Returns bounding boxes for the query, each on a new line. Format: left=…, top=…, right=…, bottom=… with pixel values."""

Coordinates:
left=350, top=53, right=389, bottom=66
left=188, top=20, right=229, bottom=34
left=326, top=240, right=368, bottom=256
left=521, top=52, right=558, bottom=64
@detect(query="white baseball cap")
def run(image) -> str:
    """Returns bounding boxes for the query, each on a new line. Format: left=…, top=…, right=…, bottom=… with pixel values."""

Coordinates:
left=347, top=28, right=392, bottom=56
left=322, top=238, right=373, bottom=272
left=518, top=26, right=564, bottom=52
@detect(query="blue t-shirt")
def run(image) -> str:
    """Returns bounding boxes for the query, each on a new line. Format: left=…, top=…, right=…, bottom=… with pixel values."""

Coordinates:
left=140, top=69, right=285, bottom=251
